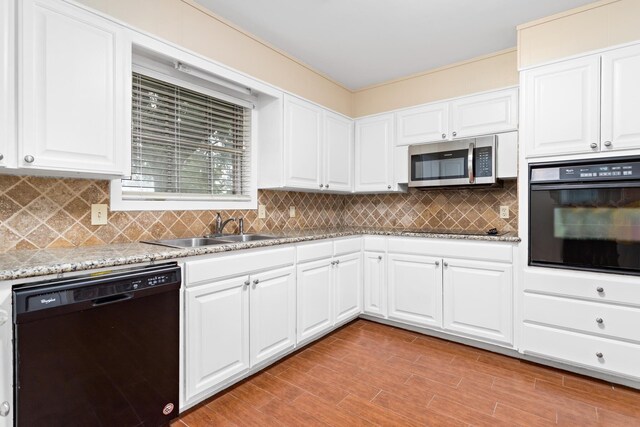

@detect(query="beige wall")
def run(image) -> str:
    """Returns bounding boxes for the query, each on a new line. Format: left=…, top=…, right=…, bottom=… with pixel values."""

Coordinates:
left=518, top=0, right=640, bottom=69
left=76, top=0, right=354, bottom=116
left=352, top=49, right=518, bottom=117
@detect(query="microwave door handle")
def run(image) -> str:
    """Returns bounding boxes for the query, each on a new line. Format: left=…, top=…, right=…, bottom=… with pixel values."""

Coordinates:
left=468, top=142, right=475, bottom=184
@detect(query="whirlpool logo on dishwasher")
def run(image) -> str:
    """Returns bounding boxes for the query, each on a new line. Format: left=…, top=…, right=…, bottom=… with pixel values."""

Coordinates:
left=40, top=297, right=57, bottom=305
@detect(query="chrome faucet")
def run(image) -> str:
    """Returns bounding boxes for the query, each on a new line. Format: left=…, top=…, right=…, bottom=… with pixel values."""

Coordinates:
left=214, top=213, right=236, bottom=235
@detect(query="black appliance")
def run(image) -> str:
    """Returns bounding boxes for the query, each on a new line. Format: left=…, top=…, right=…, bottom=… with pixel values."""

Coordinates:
left=529, top=157, right=640, bottom=275
left=13, top=263, right=181, bottom=426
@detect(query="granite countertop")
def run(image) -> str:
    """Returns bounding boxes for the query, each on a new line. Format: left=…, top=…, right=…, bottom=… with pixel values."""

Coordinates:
left=0, top=228, right=520, bottom=281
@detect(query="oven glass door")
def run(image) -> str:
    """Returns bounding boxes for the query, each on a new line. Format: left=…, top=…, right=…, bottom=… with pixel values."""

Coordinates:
left=411, top=149, right=468, bottom=181
left=530, top=181, right=640, bottom=274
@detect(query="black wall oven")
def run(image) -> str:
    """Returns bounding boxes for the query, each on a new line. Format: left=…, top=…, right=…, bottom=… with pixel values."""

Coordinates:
left=529, top=157, right=640, bottom=276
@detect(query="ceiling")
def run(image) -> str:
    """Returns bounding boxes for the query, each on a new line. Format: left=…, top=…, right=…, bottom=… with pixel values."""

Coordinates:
left=194, top=0, right=595, bottom=90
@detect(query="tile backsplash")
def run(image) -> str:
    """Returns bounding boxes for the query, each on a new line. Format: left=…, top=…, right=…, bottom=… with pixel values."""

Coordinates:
left=0, top=175, right=517, bottom=253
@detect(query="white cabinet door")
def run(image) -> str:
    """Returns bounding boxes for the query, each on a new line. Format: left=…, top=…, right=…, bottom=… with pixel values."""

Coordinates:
left=523, top=55, right=600, bottom=158
left=284, top=94, right=322, bottom=189
left=250, top=267, right=296, bottom=367
left=0, top=287, right=11, bottom=426
left=601, top=44, right=640, bottom=152
left=355, top=114, right=394, bottom=192
left=334, top=252, right=362, bottom=324
left=0, top=0, right=15, bottom=169
left=443, top=259, right=512, bottom=345
left=324, top=111, right=353, bottom=192
left=19, top=0, right=129, bottom=176
left=450, top=88, right=518, bottom=138
left=185, top=275, right=250, bottom=401
left=296, top=258, right=333, bottom=344
left=388, top=254, right=442, bottom=328
left=363, top=251, right=386, bottom=317
left=395, top=102, right=449, bottom=145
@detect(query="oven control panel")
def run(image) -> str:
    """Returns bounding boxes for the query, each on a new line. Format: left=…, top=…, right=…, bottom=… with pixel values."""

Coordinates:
left=531, top=160, right=640, bottom=182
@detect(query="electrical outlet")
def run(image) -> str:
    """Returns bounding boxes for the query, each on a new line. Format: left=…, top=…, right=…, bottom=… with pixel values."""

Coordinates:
left=258, top=204, right=266, bottom=219
left=499, top=206, right=509, bottom=219
left=289, top=206, right=296, bottom=218
left=91, top=204, right=108, bottom=225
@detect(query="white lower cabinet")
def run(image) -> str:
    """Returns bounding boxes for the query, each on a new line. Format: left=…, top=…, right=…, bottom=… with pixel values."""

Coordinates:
left=185, top=275, right=250, bottom=402
left=297, top=250, right=363, bottom=344
left=0, top=287, right=11, bottom=426
left=297, top=258, right=333, bottom=344
left=443, top=259, right=513, bottom=345
left=387, top=253, right=442, bottom=328
left=363, top=251, right=386, bottom=317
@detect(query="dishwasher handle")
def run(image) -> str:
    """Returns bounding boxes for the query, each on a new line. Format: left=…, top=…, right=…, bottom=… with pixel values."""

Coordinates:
left=93, top=293, right=133, bottom=307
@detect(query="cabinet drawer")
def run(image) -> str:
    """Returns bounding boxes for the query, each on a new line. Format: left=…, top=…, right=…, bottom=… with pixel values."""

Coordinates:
left=522, top=323, right=640, bottom=380
left=387, top=237, right=513, bottom=262
left=524, top=293, right=640, bottom=343
left=187, top=247, right=295, bottom=285
left=524, top=268, right=640, bottom=307
left=364, top=236, right=386, bottom=252
left=297, top=241, right=333, bottom=263
left=333, top=237, right=361, bottom=256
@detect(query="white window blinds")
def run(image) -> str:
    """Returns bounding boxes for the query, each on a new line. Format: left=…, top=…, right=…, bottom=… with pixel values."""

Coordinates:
left=122, top=72, right=252, bottom=201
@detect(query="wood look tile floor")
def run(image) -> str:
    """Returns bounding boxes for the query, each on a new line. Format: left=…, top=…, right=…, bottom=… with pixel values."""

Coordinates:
left=174, top=320, right=640, bottom=426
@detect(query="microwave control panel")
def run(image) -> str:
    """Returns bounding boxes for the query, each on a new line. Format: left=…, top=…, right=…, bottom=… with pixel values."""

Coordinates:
left=475, top=146, right=493, bottom=178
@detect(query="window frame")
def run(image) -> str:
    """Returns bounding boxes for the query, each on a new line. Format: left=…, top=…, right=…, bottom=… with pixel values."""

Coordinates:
left=111, top=43, right=259, bottom=212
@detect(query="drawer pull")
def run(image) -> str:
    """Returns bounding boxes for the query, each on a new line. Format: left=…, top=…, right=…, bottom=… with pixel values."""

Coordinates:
left=253, top=279, right=259, bottom=285
left=596, top=317, right=604, bottom=324
left=596, top=352, right=604, bottom=359
left=596, top=287, right=604, bottom=293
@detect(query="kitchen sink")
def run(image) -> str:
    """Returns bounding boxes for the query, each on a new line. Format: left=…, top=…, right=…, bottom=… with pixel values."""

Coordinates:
left=216, top=234, right=276, bottom=243
left=143, top=234, right=277, bottom=248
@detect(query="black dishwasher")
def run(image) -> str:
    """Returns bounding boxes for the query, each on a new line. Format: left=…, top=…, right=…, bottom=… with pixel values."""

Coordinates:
left=13, top=263, right=181, bottom=427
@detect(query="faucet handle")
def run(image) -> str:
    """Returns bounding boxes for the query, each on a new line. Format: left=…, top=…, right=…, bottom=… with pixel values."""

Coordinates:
left=238, top=218, right=244, bottom=235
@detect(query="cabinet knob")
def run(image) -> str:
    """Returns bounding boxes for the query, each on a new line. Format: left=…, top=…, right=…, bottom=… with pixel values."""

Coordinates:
left=443, top=262, right=448, bottom=267
left=441, top=133, right=446, bottom=139
left=590, top=143, right=598, bottom=149
left=319, top=184, right=324, bottom=188
left=387, top=185, right=391, bottom=189
left=596, top=317, right=604, bottom=324
left=435, top=260, right=440, bottom=267
left=0, top=401, right=9, bottom=417
left=377, top=255, right=382, bottom=261
left=604, top=141, right=612, bottom=147
left=0, top=153, right=4, bottom=161
left=452, top=132, right=457, bottom=137
left=24, top=155, right=35, bottom=163
left=335, top=259, right=340, bottom=265
left=596, top=352, right=604, bottom=359
left=243, top=280, right=250, bottom=286
left=325, top=184, right=329, bottom=189
left=596, top=287, right=604, bottom=293
left=253, top=279, right=259, bottom=285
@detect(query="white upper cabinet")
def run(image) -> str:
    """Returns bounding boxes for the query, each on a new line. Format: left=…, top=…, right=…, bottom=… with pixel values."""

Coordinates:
left=324, top=111, right=353, bottom=192
left=601, top=43, right=640, bottom=152
left=260, top=94, right=353, bottom=193
left=396, top=102, right=449, bottom=145
left=450, top=88, right=518, bottom=139
left=18, top=0, right=130, bottom=177
left=523, top=55, right=601, bottom=158
left=0, top=0, right=15, bottom=169
left=284, top=94, right=323, bottom=189
left=355, top=113, right=395, bottom=192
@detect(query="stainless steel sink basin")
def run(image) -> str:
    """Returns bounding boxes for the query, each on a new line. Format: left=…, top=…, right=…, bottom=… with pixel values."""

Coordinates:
left=217, top=234, right=276, bottom=243
left=144, top=237, right=231, bottom=249
left=143, top=234, right=277, bottom=248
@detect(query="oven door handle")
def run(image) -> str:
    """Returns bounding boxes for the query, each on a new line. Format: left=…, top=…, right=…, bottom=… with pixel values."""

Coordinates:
left=468, top=142, right=475, bottom=184
left=531, top=181, right=640, bottom=191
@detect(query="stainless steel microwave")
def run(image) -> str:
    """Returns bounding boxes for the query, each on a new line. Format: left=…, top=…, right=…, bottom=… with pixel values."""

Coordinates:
left=408, top=135, right=497, bottom=188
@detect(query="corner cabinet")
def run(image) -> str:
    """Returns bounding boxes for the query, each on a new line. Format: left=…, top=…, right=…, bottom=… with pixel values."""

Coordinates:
left=523, top=42, right=640, bottom=158
left=355, top=113, right=397, bottom=192
left=260, top=94, right=353, bottom=193
left=17, top=0, right=130, bottom=177
left=363, top=251, right=387, bottom=317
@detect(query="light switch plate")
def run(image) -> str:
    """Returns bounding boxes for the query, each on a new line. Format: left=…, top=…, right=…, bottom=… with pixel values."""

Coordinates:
left=258, top=204, right=266, bottom=219
left=91, top=204, right=108, bottom=225
left=289, top=206, right=296, bottom=218
left=499, top=206, right=509, bottom=219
